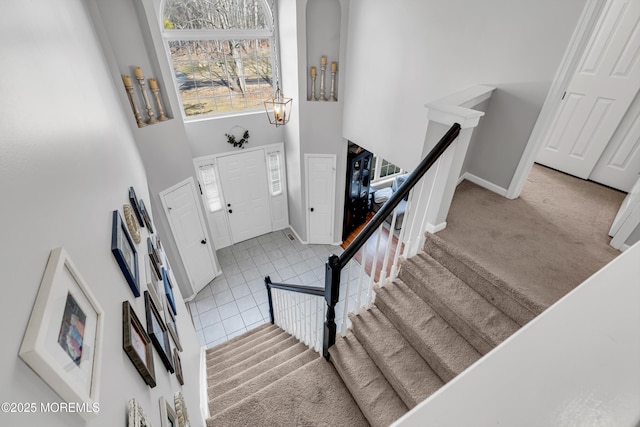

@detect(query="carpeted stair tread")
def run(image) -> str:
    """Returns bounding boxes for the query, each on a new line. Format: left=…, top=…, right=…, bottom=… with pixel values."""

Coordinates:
left=209, top=341, right=310, bottom=397
left=206, top=323, right=277, bottom=357
left=424, top=232, right=539, bottom=324
left=207, top=327, right=287, bottom=365
left=209, top=347, right=318, bottom=416
left=374, top=281, right=481, bottom=382
left=329, top=332, right=408, bottom=427
left=349, top=306, right=444, bottom=408
left=400, top=253, right=520, bottom=354
left=207, top=357, right=369, bottom=427
left=208, top=336, right=299, bottom=383
left=208, top=331, right=292, bottom=373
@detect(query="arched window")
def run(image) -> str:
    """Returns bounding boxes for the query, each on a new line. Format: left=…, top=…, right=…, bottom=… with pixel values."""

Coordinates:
left=162, top=0, right=274, bottom=118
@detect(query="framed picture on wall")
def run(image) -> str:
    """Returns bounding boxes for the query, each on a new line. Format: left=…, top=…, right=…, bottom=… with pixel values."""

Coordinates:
left=128, top=398, right=151, bottom=427
left=112, top=210, right=140, bottom=297
left=123, top=204, right=141, bottom=245
left=19, top=247, right=103, bottom=421
left=165, top=295, right=182, bottom=352
left=159, top=396, right=178, bottom=427
left=129, top=186, right=145, bottom=227
left=174, top=391, right=190, bottom=427
left=122, top=301, right=156, bottom=388
left=173, top=349, right=184, bottom=386
left=146, top=259, right=163, bottom=310
left=139, top=199, right=155, bottom=234
left=144, top=291, right=174, bottom=373
left=162, top=267, right=177, bottom=315
left=148, top=238, right=162, bottom=281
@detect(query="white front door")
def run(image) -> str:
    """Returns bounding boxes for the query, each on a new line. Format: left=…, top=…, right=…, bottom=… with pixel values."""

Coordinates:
left=217, top=149, right=272, bottom=243
left=537, top=0, right=640, bottom=179
left=160, top=178, right=218, bottom=297
left=306, top=154, right=336, bottom=244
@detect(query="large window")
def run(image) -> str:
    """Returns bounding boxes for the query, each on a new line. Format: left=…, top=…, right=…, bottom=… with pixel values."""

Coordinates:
left=163, top=0, right=274, bottom=118
left=372, top=156, right=404, bottom=182
left=198, top=163, right=223, bottom=212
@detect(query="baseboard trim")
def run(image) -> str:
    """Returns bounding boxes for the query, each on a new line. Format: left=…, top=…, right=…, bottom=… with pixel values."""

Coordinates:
left=426, top=222, right=447, bottom=234
left=462, top=173, right=508, bottom=197
left=288, top=226, right=308, bottom=244
left=200, top=346, right=210, bottom=422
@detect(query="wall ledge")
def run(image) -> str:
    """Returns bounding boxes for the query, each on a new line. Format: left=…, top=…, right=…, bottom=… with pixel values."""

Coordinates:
left=425, top=85, right=496, bottom=128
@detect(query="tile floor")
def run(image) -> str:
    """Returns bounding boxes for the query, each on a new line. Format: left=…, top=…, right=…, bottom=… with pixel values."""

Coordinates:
left=188, top=228, right=371, bottom=349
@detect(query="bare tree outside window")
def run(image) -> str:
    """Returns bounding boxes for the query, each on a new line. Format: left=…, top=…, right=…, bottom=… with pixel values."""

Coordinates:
left=163, top=0, right=274, bottom=117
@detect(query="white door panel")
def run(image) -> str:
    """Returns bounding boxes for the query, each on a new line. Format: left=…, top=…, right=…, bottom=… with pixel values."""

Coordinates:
left=590, top=89, right=640, bottom=191
left=218, top=150, right=272, bottom=243
left=537, top=0, right=640, bottom=179
left=161, top=179, right=218, bottom=296
left=306, top=155, right=336, bottom=244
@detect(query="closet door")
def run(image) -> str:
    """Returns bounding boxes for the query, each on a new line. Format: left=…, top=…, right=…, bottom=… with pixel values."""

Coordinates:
left=217, top=149, right=272, bottom=243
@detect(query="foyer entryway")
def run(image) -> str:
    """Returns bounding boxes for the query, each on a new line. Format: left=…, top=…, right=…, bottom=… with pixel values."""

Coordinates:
left=188, top=229, right=371, bottom=348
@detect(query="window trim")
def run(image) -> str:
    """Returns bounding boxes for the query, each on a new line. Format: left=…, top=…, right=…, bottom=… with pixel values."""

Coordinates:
left=161, top=0, right=276, bottom=120
left=196, top=162, right=224, bottom=213
left=371, top=155, right=405, bottom=184
left=267, top=150, right=283, bottom=196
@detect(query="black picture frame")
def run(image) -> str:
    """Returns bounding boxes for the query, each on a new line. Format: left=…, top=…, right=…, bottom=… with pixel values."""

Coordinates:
left=162, top=267, right=177, bottom=316
left=139, top=199, right=155, bottom=234
left=173, top=348, right=184, bottom=386
left=164, top=295, right=182, bottom=352
left=129, top=187, right=145, bottom=227
left=112, top=210, right=140, bottom=297
left=122, top=301, right=156, bottom=388
left=144, top=291, right=174, bottom=373
left=148, top=238, right=162, bottom=281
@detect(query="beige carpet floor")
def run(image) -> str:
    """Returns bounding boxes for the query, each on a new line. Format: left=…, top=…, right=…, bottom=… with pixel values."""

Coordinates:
left=438, top=164, right=625, bottom=310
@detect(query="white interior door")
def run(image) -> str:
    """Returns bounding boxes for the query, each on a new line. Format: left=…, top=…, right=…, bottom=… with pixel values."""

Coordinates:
left=589, top=89, right=640, bottom=192
left=217, top=149, right=272, bottom=243
left=537, top=0, right=640, bottom=179
left=160, top=178, right=218, bottom=296
left=610, top=175, right=640, bottom=249
left=306, top=154, right=336, bottom=244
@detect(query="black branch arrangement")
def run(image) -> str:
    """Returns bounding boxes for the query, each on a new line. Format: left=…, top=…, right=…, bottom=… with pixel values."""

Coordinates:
left=225, top=129, right=250, bottom=149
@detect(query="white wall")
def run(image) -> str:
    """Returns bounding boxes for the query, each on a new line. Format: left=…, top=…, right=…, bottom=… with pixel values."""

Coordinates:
left=0, top=0, right=203, bottom=425
left=343, top=0, right=586, bottom=189
left=88, top=0, right=205, bottom=299
left=395, top=242, right=640, bottom=427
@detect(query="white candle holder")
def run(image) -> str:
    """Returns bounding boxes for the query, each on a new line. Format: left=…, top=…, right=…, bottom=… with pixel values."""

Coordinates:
left=123, top=83, right=146, bottom=128
left=136, top=76, right=157, bottom=125
left=310, top=74, right=317, bottom=101
left=329, top=70, right=337, bottom=102
left=319, top=63, right=327, bottom=101
left=151, top=87, right=169, bottom=121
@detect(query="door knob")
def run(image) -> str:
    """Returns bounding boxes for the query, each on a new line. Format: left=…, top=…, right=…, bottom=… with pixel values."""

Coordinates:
left=310, top=207, right=314, bottom=212
left=201, top=239, right=207, bottom=245
left=227, top=203, right=231, bottom=207
left=228, top=209, right=233, bottom=213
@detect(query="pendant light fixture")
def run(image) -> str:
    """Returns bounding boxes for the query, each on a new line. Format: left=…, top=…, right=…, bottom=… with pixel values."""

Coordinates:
left=264, top=0, right=292, bottom=127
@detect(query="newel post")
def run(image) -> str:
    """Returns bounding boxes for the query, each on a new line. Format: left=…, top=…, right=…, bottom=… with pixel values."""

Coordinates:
left=264, top=276, right=275, bottom=324
left=323, top=254, right=341, bottom=360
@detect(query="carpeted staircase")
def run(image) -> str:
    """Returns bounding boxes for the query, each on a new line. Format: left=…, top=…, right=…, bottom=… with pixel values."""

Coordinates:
left=205, top=233, right=539, bottom=426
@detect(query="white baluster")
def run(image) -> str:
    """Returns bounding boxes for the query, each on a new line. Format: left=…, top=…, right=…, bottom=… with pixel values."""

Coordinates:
left=379, top=207, right=398, bottom=287
left=391, top=191, right=413, bottom=279
left=355, top=246, right=366, bottom=313
left=404, top=180, right=425, bottom=259
left=341, top=261, right=353, bottom=336
left=303, top=294, right=308, bottom=346
left=366, top=225, right=383, bottom=308
left=271, top=289, right=282, bottom=326
left=316, top=298, right=324, bottom=353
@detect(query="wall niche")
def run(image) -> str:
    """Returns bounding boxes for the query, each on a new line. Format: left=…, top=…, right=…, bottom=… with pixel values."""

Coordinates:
left=305, top=0, right=341, bottom=102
